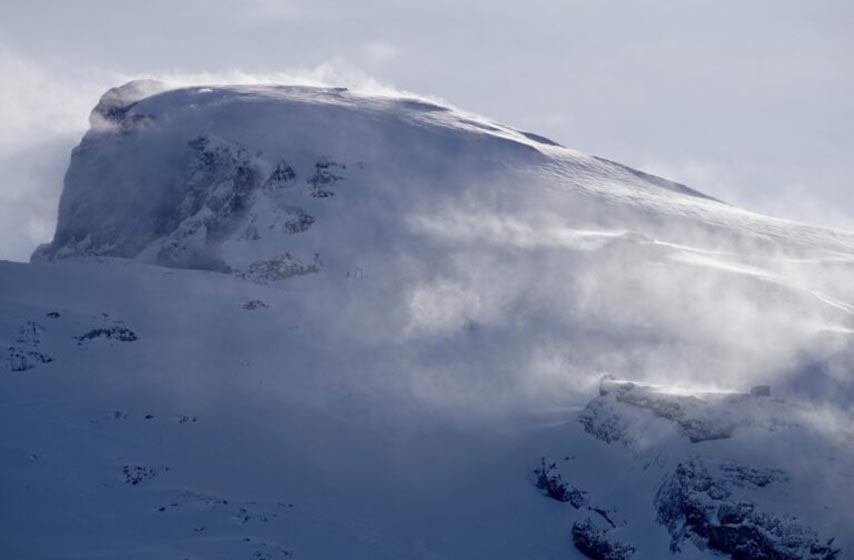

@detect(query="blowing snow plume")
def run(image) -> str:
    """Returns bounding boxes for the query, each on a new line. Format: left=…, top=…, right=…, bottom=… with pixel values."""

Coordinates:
left=3, top=81, right=854, bottom=559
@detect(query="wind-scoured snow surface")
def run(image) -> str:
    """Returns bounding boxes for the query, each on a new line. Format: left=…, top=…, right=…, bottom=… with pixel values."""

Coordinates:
left=3, top=81, right=854, bottom=559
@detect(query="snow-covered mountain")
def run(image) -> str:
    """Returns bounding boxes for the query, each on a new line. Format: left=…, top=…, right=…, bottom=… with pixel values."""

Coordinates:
left=2, top=81, right=853, bottom=559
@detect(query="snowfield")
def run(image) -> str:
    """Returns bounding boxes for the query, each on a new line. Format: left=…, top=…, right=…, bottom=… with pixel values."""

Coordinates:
left=2, top=81, right=853, bottom=559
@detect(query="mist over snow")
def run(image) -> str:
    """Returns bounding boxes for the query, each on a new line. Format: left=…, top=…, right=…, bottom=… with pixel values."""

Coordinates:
left=1, top=81, right=852, bottom=559
left=1, top=2, right=853, bottom=559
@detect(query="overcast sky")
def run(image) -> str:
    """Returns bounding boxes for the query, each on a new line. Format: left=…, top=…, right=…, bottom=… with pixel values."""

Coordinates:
left=1, top=0, right=852, bottom=261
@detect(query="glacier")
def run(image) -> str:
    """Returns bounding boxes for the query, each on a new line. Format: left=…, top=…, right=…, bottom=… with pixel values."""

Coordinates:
left=2, top=81, right=853, bottom=559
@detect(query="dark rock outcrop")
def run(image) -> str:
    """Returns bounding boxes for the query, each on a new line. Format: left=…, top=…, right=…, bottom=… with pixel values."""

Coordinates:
left=533, top=457, right=588, bottom=508
left=655, top=459, right=839, bottom=560
left=76, top=326, right=138, bottom=344
left=571, top=518, right=635, bottom=560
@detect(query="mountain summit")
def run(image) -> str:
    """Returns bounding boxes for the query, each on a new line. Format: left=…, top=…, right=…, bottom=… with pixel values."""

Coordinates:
left=33, top=81, right=854, bottom=272
left=3, top=82, right=854, bottom=559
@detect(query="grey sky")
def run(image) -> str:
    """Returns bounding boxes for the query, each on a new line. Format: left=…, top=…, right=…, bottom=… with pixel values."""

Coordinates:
left=1, top=0, right=852, bottom=261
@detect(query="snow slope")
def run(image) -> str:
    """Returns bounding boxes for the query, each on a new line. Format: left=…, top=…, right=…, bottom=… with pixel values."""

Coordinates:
left=2, top=82, right=854, bottom=559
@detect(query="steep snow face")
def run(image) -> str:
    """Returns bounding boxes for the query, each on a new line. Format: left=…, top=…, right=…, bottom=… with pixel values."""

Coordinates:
left=4, top=82, right=854, bottom=558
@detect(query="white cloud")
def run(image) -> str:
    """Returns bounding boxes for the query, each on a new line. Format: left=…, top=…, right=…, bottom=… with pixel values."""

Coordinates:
left=238, top=0, right=303, bottom=22
left=0, top=48, right=108, bottom=152
left=361, top=41, right=399, bottom=66
left=0, top=48, right=121, bottom=261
